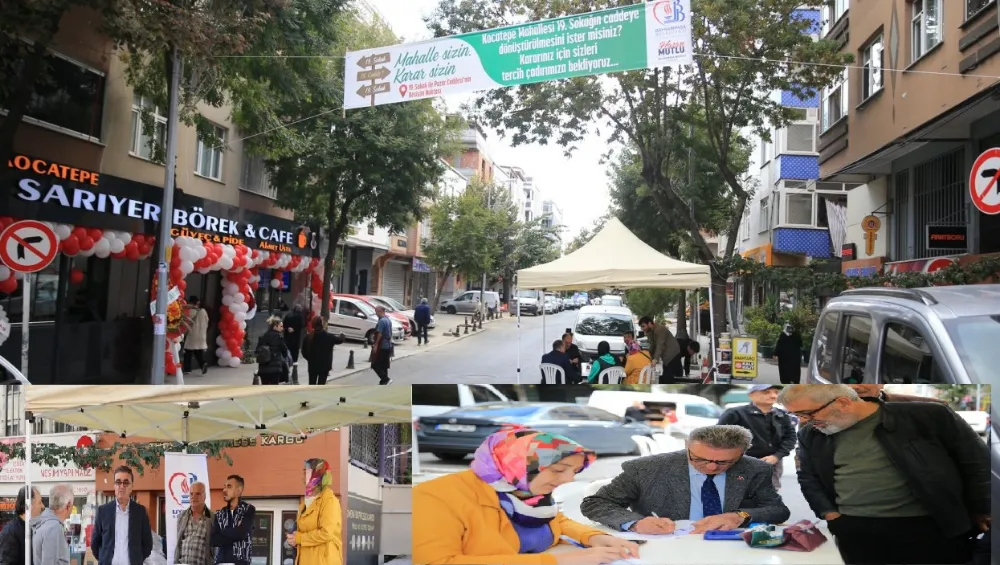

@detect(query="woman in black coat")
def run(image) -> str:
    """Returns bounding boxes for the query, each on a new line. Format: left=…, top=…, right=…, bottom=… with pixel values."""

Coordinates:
left=301, top=316, right=345, bottom=385
left=0, top=486, right=41, bottom=565
left=256, top=316, right=290, bottom=385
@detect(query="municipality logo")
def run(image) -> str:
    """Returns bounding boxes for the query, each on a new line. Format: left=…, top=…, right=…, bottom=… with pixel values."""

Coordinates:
left=653, top=1, right=686, bottom=24
left=168, top=472, right=198, bottom=505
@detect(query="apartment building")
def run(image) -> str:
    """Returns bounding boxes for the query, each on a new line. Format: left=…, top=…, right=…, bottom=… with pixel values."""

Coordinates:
left=541, top=199, right=564, bottom=243
left=817, top=0, right=1000, bottom=276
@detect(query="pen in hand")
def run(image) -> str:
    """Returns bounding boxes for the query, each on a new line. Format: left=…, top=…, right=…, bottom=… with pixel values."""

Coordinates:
left=559, top=535, right=587, bottom=548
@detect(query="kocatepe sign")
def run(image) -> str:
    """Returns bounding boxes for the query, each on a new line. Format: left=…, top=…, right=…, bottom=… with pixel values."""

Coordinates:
left=0, top=432, right=98, bottom=484
left=344, top=0, right=692, bottom=109
left=3, top=155, right=320, bottom=257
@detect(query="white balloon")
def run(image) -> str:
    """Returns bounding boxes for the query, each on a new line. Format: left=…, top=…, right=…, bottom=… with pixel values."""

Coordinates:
left=220, top=257, right=235, bottom=270
left=222, top=295, right=234, bottom=306
left=198, top=267, right=211, bottom=274
left=229, top=303, right=241, bottom=314
left=110, top=239, right=126, bottom=254
left=216, top=347, right=226, bottom=357
left=119, top=232, right=132, bottom=245
left=216, top=336, right=226, bottom=346
left=227, top=357, right=240, bottom=368
left=94, top=238, right=111, bottom=254
left=234, top=311, right=246, bottom=322
left=55, top=224, right=72, bottom=240
left=95, top=247, right=110, bottom=259
left=238, top=320, right=247, bottom=330
left=270, top=279, right=280, bottom=289
left=238, top=302, right=249, bottom=313
left=180, top=260, right=194, bottom=274
left=0, top=266, right=9, bottom=281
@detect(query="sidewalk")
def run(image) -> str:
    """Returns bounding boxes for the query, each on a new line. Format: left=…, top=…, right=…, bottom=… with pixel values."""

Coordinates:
left=170, top=312, right=516, bottom=385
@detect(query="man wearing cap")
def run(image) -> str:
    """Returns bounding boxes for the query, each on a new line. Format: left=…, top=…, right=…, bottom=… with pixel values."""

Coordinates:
left=718, top=385, right=796, bottom=490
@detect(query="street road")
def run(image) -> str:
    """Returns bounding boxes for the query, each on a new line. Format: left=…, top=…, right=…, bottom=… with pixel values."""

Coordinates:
left=334, top=310, right=789, bottom=385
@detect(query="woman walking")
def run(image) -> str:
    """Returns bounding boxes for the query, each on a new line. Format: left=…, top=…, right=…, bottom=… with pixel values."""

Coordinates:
left=256, top=316, right=290, bottom=384
left=183, top=296, right=210, bottom=374
left=301, top=317, right=345, bottom=385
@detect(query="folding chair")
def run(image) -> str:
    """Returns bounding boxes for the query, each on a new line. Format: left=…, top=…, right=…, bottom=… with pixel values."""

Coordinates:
left=539, top=363, right=567, bottom=384
left=597, top=366, right=626, bottom=384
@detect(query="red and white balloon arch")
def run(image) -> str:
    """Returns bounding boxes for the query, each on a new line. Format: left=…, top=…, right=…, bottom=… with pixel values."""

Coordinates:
left=0, top=217, right=334, bottom=376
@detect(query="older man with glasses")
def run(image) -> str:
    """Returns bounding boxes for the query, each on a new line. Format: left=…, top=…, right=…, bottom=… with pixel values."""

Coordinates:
left=580, top=424, right=791, bottom=535
left=779, top=384, right=990, bottom=565
left=91, top=466, right=153, bottom=565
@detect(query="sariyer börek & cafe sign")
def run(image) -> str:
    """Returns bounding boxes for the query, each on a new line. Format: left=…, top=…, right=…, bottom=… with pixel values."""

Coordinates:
left=3, top=155, right=319, bottom=256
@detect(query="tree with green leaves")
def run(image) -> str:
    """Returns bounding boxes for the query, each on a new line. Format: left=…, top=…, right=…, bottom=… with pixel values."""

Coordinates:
left=232, top=8, right=457, bottom=318
left=426, top=0, right=851, bottom=335
left=487, top=184, right=561, bottom=302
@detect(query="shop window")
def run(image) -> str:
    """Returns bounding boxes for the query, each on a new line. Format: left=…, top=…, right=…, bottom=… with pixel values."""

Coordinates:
left=839, top=314, right=872, bottom=383
left=785, top=124, right=816, bottom=152
left=251, top=511, right=273, bottom=565
left=195, top=123, right=226, bottom=181
left=281, top=511, right=298, bottom=565
left=880, top=322, right=944, bottom=383
left=966, top=0, right=994, bottom=20
left=130, top=95, right=166, bottom=161
left=821, top=69, right=848, bottom=131
left=911, top=0, right=942, bottom=62
left=0, top=43, right=105, bottom=140
left=860, top=35, right=884, bottom=102
left=758, top=196, right=770, bottom=233
left=785, top=193, right=814, bottom=225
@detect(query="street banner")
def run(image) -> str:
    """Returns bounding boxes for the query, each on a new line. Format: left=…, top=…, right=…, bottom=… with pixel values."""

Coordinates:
left=344, top=0, right=693, bottom=109
left=164, top=453, right=211, bottom=565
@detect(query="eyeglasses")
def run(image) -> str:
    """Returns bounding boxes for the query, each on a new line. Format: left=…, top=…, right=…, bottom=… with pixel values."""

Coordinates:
left=114, top=480, right=131, bottom=487
left=790, top=397, right=843, bottom=418
left=687, top=450, right=741, bottom=467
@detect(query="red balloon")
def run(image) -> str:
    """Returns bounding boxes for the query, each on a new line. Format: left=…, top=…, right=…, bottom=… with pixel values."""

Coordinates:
left=69, top=269, right=85, bottom=285
left=177, top=279, right=187, bottom=291
left=0, top=277, right=16, bottom=294
left=61, top=236, right=80, bottom=255
left=88, top=228, right=103, bottom=241
left=132, top=234, right=145, bottom=246
left=72, top=227, right=87, bottom=240
left=79, top=236, right=95, bottom=251
left=126, top=246, right=140, bottom=261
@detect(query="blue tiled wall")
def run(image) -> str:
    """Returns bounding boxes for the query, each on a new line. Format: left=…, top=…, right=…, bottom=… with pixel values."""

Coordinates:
left=774, top=227, right=833, bottom=258
left=792, top=9, right=822, bottom=35
left=777, top=155, right=819, bottom=179
left=780, top=88, right=820, bottom=108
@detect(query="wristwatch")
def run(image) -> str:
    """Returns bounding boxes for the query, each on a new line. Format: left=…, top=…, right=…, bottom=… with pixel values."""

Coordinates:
left=735, top=511, right=752, bottom=527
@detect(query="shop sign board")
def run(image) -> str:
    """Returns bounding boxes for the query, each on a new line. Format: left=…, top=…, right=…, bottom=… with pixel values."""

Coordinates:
left=0, top=432, right=98, bottom=484
left=926, top=225, right=968, bottom=250
left=970, top=147, right=1000, bottom=215
left=346, top=493, right=382, bottom=565
left=344, top=1, right=692, bottom=109
left=3, top=155, right=320, bottom=257
left=731, top=336, right=758, bottom=380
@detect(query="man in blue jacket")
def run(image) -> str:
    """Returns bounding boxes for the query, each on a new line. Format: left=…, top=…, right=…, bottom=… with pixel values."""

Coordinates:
left=413, top=298, right=432, bottom=345
left=91, top=466, right=153, bottom=565
left=540, top=339, right=576, bottom=384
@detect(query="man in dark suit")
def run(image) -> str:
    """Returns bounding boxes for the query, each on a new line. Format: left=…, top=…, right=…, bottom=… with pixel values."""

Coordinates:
left=91, top=466, right=153, bottom=565
left=540, top=339, right=576, bottom=384
left=580, top=424, right=790, bottom=534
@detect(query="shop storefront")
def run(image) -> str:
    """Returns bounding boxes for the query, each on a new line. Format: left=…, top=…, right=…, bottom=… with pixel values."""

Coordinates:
left=0, top=155, right=321, bottom=383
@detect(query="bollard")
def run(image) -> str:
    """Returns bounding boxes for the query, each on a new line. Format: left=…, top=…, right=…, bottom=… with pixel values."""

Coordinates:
left=464, top=323, right=469, bottom=335
left=346, top=350, right=355, bottom=369
left=465, top=316, right=469, bottom=326
left=456, top=325, right=461, bottom=336
left=252, top=371, right=261, bottom=385
left=290, top=362, right=299, bottom=385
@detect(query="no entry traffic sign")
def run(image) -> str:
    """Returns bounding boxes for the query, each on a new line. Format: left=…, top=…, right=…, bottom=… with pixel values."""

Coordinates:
left=0, top=220, right=59, bottom=274
left=970, top=147, right=1000, bottom=215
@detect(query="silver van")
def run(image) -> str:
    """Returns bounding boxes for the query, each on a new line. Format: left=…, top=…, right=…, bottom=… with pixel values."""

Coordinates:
left=440, top=290, right=500, bottom=315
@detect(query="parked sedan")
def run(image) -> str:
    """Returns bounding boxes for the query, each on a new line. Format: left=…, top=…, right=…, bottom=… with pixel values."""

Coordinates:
left=365, top=295, right=436, bottom=330
left=416, top=402, right=656, bottom=462
left=334, top=293, right=411, bottom=337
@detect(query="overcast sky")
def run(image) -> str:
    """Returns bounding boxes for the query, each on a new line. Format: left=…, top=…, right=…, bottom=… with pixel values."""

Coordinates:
left=365, top=0, right=613, bottom=242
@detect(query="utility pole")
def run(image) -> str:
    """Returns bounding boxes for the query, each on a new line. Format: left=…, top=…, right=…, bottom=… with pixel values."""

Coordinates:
left=687, top=120, right=697, bottom=339
left=150, top=47, right=182, bottom=384
left=481, top=184, right=492, bottom=317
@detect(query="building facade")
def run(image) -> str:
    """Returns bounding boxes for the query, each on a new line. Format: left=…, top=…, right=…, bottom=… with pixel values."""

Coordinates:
left=540, top=199, right=564, bottom=243
left=818, top=0, right=1000, bottom=275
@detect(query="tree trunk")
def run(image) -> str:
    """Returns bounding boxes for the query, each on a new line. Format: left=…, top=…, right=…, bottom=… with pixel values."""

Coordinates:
left=320, top=196, right=340, bottom=320
left=502, top=276, right=512, bottom=310
left=709, top=272, right=728, bottom=341
left=675, top=290, right=688, bottom=339
left=432, top=267, right=452, bottom=312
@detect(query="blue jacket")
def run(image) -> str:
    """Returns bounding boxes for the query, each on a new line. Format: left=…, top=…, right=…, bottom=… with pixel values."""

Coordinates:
left=541, top=350, right=575, bottom=383
left=414, top=303, right=432, bottom=325
left=90, top=500, right=153, bottom=565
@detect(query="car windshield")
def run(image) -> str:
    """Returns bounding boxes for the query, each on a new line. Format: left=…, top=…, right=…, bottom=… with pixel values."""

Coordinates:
left=380, top=297, right=407, bottom=311
left=602, top=296, right=623, bottom=306
left=944, top=315, right=1000, bottom=385
left=576, top=315, right=633, bottom=336
left=517, top=290, right=538, bottom=299
left=368, top=297, right=396, bottom=311
left=356, top=301, right=376, bottom=316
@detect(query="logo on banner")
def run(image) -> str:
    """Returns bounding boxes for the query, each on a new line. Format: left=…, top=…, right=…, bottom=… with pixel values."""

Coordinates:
left=168, top=472, right=198, bottom=505
left=652, top=1, right=686, bottom=24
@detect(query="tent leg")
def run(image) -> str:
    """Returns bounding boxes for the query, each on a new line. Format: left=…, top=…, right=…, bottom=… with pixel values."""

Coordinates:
left=25, top=420, right=31, bottom=565
left=542, top=289, right=547, bottom=364
left=708, top=282, right=718, bottom=384
left=515, top=281, right=521, bottom=385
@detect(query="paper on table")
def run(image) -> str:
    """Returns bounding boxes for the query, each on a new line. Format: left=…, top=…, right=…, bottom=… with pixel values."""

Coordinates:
left=611, top=520, right=694, bottom=541
left=609, top=559, right=649, bottom=565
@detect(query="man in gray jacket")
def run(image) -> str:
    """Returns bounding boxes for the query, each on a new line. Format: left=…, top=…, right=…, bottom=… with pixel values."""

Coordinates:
left=31, top=483, right=73, bottom=565
left=639, top=316, right=680, bottom=383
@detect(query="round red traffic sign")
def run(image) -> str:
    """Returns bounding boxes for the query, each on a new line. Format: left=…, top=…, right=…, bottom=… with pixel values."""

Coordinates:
left=0, top=220, right=59, bottom=274
left=922, top=257, right=956, bottom=273
left=969, top=147, right=1000, bottom=215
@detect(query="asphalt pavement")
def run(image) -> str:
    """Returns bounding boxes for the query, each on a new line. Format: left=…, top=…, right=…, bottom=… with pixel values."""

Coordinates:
left=333, top=310, right=789, bottom=385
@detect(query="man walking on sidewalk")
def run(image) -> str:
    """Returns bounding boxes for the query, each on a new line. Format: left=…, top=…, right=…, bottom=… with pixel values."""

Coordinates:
left=414, top=298, right=431, bottom=346
left=370, top=305, right=393, bottom=385
left=718, top=384, right=796, bottom=490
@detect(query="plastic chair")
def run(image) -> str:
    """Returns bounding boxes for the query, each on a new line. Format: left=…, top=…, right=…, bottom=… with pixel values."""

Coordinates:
left=653, top=433, right=684, bottom=453
left=631, top=435, right=659, bottom=456
left=539, top=363, right=567, bottom=384
left=635, top=364, right=655, bottom=385
left=596, top=366, right=626, bottom=384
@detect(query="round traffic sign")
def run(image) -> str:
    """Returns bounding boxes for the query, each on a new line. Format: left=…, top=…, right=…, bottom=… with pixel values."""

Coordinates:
left=969, top=147, right=1000, bottom=215
left=0, top=220, right=59, bottom=274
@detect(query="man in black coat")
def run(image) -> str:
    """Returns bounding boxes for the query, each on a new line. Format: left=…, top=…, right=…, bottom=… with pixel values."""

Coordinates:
left=301, top=318, right=345, bottom=385
left=91, top=466, right=153, bottom=565
left=718, top=384, right=796, bottom=490
left=282, top=305, right=306, bottom=363
left=0, top=485, right=42, bottom=565
left=772, top=324, right=802, bottom=384
left=665, top=337, right=700, bottom=380
left=540, top=339, right=576, bottom=384
left=779, top=384, right=989, bottom=565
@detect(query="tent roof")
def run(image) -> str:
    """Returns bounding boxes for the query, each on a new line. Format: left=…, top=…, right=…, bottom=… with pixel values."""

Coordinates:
left=517, top=218, right=711, bottom=290
left=25, top=385, right=411, bottom=443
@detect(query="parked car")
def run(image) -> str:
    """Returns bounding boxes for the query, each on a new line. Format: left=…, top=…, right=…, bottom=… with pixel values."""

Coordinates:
left=334, top=293, right=411, bottom=337
left=328, top=296, right=404, bottom=344
left=365, top=295, right=436, bottom=330
left=416, top=402, right=655, bottom=461
left=588, top=390, right=724, bottom=436
left=601, top=295, right=624, bottom=308
left=806, top=285, right=1000, bottom=384
left=411, top=384, right=511, bottom=420
left=957, top=410, right=990, bottom=437
left=543, top=295, right=560, bottom=314
left=512, top=289, right=543, bottom=316
left=562, top=298, right=576, bottom=310
left=440, top=290, right=500, bottom=315
left=572, top=305, right=638, bottom=363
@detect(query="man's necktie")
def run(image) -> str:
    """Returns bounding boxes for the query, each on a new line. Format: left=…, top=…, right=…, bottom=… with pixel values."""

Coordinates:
left=702, top=475, right=723, bottom=517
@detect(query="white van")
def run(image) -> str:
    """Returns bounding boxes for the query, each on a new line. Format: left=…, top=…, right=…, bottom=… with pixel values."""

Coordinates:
left=411, top=384, right=511, bottom=419
left=588, top=390, right=724, bottom=436
left=573, top=305, right=638, bottom=362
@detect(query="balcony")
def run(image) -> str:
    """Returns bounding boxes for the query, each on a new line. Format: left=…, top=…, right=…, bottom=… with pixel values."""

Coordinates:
left=240, top=155, right=278, bottom=199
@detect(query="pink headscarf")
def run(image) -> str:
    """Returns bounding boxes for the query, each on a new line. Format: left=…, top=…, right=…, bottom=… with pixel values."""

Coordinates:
left=628, top=340, right=642, bottom=354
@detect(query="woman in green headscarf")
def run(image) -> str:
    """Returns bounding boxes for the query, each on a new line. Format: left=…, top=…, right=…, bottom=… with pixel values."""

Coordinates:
left=286, top=458, right=342, bottom=565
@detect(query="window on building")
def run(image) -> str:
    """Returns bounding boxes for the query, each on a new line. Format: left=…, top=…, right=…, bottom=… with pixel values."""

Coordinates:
left=130, top=96, right=166, bottom=160
left=194, top=124, right=226, bottom=180
left=759, top=196, right=770, bottom=233
left=0, top=45, right=106, bottom=140
left=839, top=314, right=872, bottom=383
left=240, top=154, right=277, bottom=198
left=788, top=108, right=808, bottom=121
left=349, top=424, right=382, bottom=475
left=786, top=193, right=814, bottom=225
left=880, top=322, right=945, bottom=383
left=823, top=0, right=849, bottom=35
left=783, top=180, right=809, bottom=189
left=911, top=0, right=942, bottom=61
left=821, top=69, right=848, bottom=131
left=785, top=124, right=816, bottom=152
left=861, top=35, right=884, bottom=101
left=966, top=0, right=994, bottom=20
left=741, top=206, right=751, bottom=240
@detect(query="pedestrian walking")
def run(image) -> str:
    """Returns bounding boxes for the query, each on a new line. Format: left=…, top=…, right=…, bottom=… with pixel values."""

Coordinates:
left=283, top=305, right=305, bottom=363
left=301, top=316, right=344, bottom=385
left=255, top=317, right=291, bottom=385
left=772, top=323, right=802, bottom=384
left=183, top=296, right=210, bottom=374
left=717, top=384, right=796, bottom=490
left=173, top=482, right=213, bottom=565
left=0, top=485, right=42, bottom=565
left=369, top=305, right=393, bottom=385
left=91, top=467, right=153, bottom=565
left=31, top=484, right=74, bottom=565
left=413, top=298, right=431, bottom=345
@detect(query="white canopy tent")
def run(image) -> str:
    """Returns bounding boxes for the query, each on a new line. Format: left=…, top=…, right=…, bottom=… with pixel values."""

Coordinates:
left=514, top=218, right=718, bottom=383
left=21, top=385, right=411, bottom=565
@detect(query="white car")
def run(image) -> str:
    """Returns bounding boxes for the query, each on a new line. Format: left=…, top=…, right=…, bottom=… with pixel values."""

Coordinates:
left=601, top=295, right=624, bottom=308
left=573, top=305, right=638, bottom=363
left=412, top=384, right=511, bottom=419
left=588, top=390, right=724, bottom=436
left=366, top=295, right=436, bottom=329
left=329, top=296, right=404, bottom=344
left=958, top=410, right=990, bottom=436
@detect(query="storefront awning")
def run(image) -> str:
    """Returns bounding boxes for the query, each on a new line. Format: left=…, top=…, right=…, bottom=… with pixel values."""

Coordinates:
left=25, top=385, right=411, bottom=442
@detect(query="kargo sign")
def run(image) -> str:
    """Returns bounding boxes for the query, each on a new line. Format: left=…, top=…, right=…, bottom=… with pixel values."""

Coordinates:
left=4, top=155, right=319, bottom=257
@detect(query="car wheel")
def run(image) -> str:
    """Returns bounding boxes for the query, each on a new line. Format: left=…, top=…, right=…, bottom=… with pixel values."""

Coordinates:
left=446, top=306, right=457, bottom=315
left=433, top=452, right=468, bottom=462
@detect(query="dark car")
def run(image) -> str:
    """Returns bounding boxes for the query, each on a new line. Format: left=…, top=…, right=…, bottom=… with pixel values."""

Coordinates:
left=416, top=402, right=656, bottom=462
